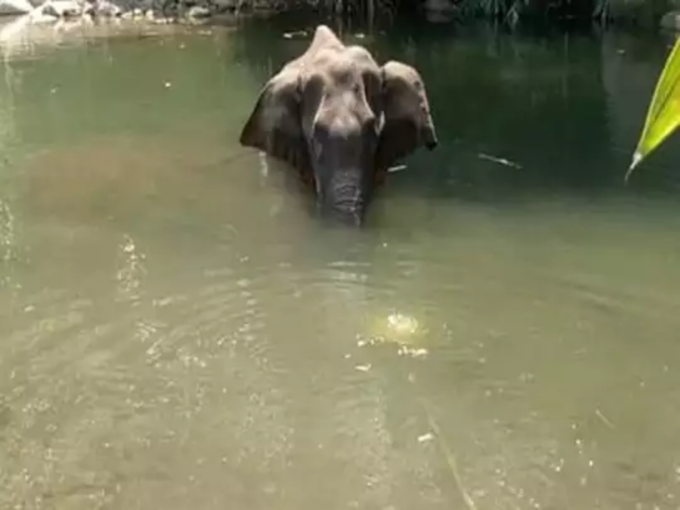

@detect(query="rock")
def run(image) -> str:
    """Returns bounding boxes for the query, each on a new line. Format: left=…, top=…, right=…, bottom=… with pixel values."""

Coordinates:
left=282, top=30, right=306, bottom=39
left=137, top=0, right=154, bottom=11
left=186, top=4, right=210, bottom=17
left=42, top=0, right=84, bottom=17
left=660, top=10, right=680, bottom=29
left=92, top=0, right=123, bottom=16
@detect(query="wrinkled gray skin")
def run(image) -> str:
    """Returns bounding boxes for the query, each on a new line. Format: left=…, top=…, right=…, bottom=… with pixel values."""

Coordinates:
left=239, top=25, right=438, bottom=225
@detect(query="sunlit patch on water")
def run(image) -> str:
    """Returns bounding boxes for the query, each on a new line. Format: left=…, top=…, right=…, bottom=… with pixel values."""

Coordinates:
left=116, top=233, right=146, bottom=305
left=360, top=311, right=429, bottom=359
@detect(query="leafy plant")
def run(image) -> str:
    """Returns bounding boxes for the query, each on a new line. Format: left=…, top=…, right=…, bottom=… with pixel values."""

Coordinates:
left=627, top=37, right=680, bottom=182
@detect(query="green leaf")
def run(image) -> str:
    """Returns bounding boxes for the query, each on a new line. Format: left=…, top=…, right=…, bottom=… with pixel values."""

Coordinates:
left=626, top=37, right=680, bottom=182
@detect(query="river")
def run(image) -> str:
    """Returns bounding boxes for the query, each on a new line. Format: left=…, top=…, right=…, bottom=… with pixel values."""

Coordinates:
left=1, top=12, right=680, bottom=510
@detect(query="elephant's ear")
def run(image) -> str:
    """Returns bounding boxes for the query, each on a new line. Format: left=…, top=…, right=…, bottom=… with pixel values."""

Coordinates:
left=239, top=68, right=310, bottom=174
left=376, top=61, right=438, bottom=171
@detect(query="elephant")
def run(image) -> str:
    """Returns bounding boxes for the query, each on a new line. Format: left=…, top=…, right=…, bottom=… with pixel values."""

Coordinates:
left=238, top=24, right=438, bottom=225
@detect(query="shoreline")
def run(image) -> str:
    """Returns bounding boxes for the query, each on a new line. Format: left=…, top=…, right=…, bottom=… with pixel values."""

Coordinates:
left=0, top=5, right=283, bottom=59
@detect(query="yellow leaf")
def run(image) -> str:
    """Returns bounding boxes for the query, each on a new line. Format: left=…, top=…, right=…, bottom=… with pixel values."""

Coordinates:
left=626, top=37, right=680, bottom=182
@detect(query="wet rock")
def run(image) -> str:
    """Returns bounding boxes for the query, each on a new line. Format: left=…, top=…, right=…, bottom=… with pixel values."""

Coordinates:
left=92, top=0, right=123, bottom=16
left=138, top=0, right=155, bottom=11
left=660, top=10, right=680, bottom=29
left=186, top=4, right=210, bottom=17
left=102, top=0, right=153, bottom=16
left=42, top=0, right=84, bottom=17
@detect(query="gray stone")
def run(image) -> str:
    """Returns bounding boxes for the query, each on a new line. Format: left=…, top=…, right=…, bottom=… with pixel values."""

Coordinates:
left=186, top=4, right=210, bottom=17
left=92, top=0, right=123, bottom=16
left=661, top=10, right=680, bottom=29
left=137, top=0, right=154, bottom=11
left=42, top=0, right=83, bottom=17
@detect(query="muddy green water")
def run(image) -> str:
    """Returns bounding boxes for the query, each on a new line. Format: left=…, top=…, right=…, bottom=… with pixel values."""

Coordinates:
left=1, top=13, right=680, bottom=510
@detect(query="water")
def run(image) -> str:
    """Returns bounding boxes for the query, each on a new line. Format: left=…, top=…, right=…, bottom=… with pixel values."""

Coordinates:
left=1, top=12, right=680, bottom=510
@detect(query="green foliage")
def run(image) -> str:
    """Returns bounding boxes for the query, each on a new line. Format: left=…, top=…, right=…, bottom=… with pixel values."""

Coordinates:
left=627, top=37, right=680, bottom=181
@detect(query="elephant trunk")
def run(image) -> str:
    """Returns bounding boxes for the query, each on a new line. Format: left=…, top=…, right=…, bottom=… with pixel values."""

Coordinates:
left=319, top=167, right=369, bottom=224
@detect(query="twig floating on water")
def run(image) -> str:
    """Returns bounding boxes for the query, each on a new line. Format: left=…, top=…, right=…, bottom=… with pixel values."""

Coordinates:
left=595, top=408, right=615, bottom=429
left=283, top=30, right=307, bottom=39
left=418, top=396, right=479, bottom=510
left=478, top=153, right=522, bottom=169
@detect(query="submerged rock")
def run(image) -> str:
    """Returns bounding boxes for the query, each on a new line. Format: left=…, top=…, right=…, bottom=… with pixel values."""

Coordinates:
left=660, top=10, right=680, bottom=29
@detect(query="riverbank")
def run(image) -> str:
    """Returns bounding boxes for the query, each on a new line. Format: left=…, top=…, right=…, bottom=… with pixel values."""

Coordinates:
left=0, top=0, right=294, bottom=21
left=0, top=0, right=289, bottom=54
left=0, top=0, right=283, bottom=60
left=2, top=0, right=680, bottom=35
left=0, top=12, right=201, bottom=60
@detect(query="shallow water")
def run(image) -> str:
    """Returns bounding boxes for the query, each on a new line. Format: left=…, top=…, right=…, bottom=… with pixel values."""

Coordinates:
left=2, top=13, right=680, bottom=510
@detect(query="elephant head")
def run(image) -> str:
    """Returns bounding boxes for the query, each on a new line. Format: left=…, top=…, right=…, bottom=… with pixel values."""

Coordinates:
left=239, top=25, right=438, bottom=224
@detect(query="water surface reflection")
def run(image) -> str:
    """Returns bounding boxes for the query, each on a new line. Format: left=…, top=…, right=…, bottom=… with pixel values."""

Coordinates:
left=0, top=16, right=680, bottom=510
